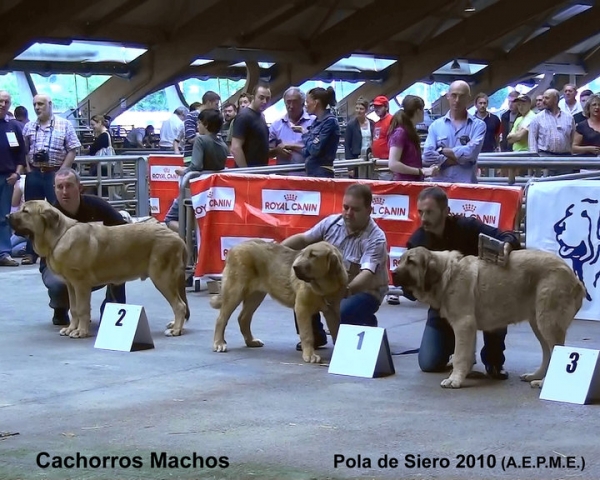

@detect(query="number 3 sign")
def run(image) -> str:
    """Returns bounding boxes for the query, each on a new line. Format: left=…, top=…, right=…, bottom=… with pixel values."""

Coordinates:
left=328, top=325, right=395, bottom=378
left=540, top=346, right=600, bottom=404
left=94, top=303, right=154, bottom=352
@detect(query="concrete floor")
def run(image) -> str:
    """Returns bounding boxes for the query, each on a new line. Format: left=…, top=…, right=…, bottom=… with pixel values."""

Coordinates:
left=1, top=264, right=599, bottom=480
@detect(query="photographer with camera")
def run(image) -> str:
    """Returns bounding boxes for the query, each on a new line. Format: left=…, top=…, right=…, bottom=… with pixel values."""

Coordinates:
left=21, top=94, right=81, bottom=265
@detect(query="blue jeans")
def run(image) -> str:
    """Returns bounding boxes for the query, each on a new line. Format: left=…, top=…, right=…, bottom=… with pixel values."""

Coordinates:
left=0, top=174, right=15, bottom=259
left=306, top=164, right=334, bottom=178
left=24, top=170, right=57, bottom=259
left=296, top=292, right=381, bottom=337
left=418, top=308, right=506, bottom=372
left=40, top=259, right=126, bottom=315
left=11, top=234, right=27, bottom=257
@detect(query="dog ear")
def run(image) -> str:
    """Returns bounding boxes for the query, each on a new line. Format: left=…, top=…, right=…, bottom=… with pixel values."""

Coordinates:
left=41, top=207, right=60, bottom=228
left=423, top=254, right=441, bottom=291
left=328, top=248, right=348, bottom=285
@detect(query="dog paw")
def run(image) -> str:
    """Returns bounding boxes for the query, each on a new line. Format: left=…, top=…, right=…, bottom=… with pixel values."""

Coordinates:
left=530, top=379, right=544, bottom=389
left=302, top=352, right=321, bottom=363
left=166, top=320, right=175, bottom=329
left=441, top=377, right=463, bottom=388
left=213, top=342, right=228, bottom=353
left=69, top=329, right=89, bottom=339
left=520, top=372, right=542, bottom=382
left=245, top=338, right=264, bottom=348
left=59, top=327, right=74, bottom=336
left=164, top=328, right=182, bottom=337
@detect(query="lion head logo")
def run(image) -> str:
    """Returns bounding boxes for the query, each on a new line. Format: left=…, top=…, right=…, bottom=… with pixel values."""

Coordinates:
left=554, top=198, right=600, bottom=301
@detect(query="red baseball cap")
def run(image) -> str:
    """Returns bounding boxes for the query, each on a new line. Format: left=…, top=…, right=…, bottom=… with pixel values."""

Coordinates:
left=373, top=96, right=389, bottom=107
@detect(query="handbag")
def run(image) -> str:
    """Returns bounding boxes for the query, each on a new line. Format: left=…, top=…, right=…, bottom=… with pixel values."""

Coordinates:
left=95, top=132, right=116, bottom=156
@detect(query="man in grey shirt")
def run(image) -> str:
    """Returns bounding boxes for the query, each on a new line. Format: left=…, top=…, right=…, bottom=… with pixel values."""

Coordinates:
left=177, top=109, right=228, bottom=176
left=282, top=183, right=389, bottom=349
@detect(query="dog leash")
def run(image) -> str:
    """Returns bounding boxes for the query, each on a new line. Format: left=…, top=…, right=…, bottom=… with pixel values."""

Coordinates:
left=391, top=348, right=419, bottom=356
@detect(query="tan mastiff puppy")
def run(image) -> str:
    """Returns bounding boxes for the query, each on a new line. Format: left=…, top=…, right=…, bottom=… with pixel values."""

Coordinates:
left=392, top=247, right=586, bottom=389
left=8, top=200, right=190, bottom=338
left=210, top=240, right=348, bottom=363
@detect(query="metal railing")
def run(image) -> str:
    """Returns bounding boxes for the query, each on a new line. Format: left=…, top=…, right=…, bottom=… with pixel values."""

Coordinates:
left=374, top=154, right=600, bottom=186
left=73, top=155, right=149, bottom=217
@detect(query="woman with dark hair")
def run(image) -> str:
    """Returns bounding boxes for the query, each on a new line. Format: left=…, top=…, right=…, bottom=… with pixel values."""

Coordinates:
left=289, top=86, right=340, bottom=178
left=88, top=115, right=113, bottom=157
left=344, top=96, right=374, bottom=159
left=387, top=95, right=435, bottom=181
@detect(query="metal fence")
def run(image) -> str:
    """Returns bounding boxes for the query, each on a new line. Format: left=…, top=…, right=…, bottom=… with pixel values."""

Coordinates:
left=73, top=155, right=149, bottom=217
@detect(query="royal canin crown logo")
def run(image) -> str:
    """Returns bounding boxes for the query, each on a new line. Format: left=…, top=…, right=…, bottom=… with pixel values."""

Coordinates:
left=163, top=167, right=170, bottom=173
left=462, top=203, right=477, bottom=213
left=206, top=190, right=213, bottom=198
left=372, top=196, right=385, bottom=205
left=284, top=193, right=297, bottom=202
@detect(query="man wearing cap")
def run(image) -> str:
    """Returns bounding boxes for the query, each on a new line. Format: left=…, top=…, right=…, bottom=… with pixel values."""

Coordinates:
left=371, top=96, right=392, bottom=160
left=506, top=94, right=535, bottom=152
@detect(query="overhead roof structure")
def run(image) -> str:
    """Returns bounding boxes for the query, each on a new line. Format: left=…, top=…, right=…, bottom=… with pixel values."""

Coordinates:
left=0, top=0, right=599, bottom=119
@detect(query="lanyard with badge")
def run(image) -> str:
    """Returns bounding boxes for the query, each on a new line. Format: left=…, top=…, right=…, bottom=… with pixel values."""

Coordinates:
left=5, top=120, right=19, bottom=148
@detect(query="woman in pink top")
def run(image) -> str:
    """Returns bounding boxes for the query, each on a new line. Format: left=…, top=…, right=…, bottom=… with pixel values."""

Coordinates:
left=387, top=95, right=435, bottom=181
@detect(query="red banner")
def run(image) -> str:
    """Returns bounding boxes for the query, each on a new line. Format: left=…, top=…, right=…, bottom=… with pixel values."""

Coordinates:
left=148, top=155, right=185, bottom=222
left=149, top=155, right=280, bottom=221
left=188, top=174, right=523, bottom=278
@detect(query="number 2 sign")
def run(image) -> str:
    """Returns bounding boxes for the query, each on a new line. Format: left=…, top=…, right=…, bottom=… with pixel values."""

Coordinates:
left=94, top=303, right=154, bottom=352
left=328, top=325, right=395, bottom=378
left=540, top=346, right=600, bottom=404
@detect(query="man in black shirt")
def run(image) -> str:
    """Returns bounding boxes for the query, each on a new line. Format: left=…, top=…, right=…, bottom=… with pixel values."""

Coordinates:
left=231, top=83, right=271, bottom=167
left=41, top=167, right=127, bottom=325
left=406, top=186, right=521, bottom=379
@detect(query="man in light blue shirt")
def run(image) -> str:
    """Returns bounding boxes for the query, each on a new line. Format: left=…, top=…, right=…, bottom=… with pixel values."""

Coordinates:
left=422, top=80, right=486, bottom=184
left=269, top=87, right=314, bottom=174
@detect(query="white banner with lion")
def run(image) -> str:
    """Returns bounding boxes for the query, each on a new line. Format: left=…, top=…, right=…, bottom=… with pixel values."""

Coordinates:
left=526, top=180, right=600, bottom=321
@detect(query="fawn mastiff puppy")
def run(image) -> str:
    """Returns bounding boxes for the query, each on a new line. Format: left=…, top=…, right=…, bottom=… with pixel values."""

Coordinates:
left=8, top=200, right=190, bottom=338
left=392, top=246, right=586, bottom=389
left=210, top=240, right=348, bottom=363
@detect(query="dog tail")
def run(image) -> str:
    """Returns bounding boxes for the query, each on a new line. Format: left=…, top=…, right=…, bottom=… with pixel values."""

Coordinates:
left=574, top=278, right=588, bottom=308
left=210, top=294, right=222, bottom=309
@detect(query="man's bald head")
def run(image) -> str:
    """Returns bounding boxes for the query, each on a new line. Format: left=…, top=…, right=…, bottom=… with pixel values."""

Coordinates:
left=449, top=80, right=471, bottom=96
left=542, top=89, right=560, bottom=111
left=446, top=80, right=471, bottom=115
left=33, top=94, right=52, bottom=121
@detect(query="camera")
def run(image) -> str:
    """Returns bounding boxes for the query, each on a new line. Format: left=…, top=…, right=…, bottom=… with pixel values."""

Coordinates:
left=33, top=150, right=50, bottom=163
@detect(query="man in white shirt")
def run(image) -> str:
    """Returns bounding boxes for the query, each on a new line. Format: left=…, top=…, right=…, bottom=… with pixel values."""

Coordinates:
left=558, top=84, right=582, bottom=116
left=159, top=107, right=187, bottom=150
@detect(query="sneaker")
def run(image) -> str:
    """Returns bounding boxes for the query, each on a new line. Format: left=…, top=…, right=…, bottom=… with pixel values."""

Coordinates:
left=21, top=254, right=36, bottom=265
left=296, top=333, right=328, bottom=351
left=485, top=364, right=509, bottom=380
left=0, top=256, right=19, bottom=267
left=52, top=309, right=70, bottom=326
left=387, top=294, right=400, bottom=305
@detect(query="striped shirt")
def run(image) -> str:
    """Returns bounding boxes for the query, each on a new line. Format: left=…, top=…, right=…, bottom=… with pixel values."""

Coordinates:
left=304, top=214, right=389, bottom=303
left=527, top=109, right=575, bottom=154
left=22, top=116, right=81, bottom=167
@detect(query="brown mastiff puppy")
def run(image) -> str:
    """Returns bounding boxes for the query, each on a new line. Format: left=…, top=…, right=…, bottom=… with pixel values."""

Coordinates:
left=210, top=240, right=348, bottom=363
left=9, top=200, right=190, bottom=339
left=392, top=246, right=586, bottom=389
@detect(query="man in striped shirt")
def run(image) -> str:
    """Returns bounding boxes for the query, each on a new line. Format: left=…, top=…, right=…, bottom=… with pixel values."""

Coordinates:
left=282, top=183, right=389, bottom=350
left=528, top=89, right=576, bottom=175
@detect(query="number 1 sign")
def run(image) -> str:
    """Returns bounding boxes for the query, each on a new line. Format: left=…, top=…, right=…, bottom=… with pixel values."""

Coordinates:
left=328, top=325, right=395, bottom=378
left=540, top=346, right=600, bottom=404
left=94, top=303, right=154, bottom=352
